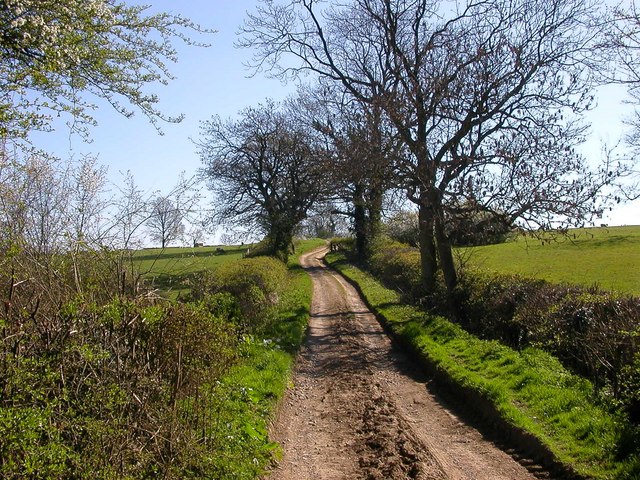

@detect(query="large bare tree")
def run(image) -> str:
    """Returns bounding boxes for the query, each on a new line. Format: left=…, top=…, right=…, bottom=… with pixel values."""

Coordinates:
left=198, top=100, right=329, bottom=260
left=241, top=0, right=624, bottom=300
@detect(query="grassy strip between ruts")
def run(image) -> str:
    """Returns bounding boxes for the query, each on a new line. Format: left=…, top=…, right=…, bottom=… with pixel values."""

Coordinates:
left=205, top=239, right=325, bottom=479
left=326, top=251, right=639, bottom=480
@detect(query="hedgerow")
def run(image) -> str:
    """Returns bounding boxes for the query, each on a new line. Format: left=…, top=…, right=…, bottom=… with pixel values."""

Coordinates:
left=357, top=236, right=640, bottom=422
left=190, top=256, right=289, bottom=334
left=0, top=242, right=313, bottom=478
left=459, top=274, right=640, bottom=420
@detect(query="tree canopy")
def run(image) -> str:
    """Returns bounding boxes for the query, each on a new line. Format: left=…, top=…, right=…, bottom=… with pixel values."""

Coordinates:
left=241, top=0, right=631, bottom=300
left=198, top=100, right=329, bottom=259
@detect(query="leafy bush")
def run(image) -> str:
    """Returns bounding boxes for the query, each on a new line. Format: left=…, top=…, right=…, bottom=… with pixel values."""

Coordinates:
left=367, top=236, right=423, bottom=299
left=191, top=256, right=289, bottom=333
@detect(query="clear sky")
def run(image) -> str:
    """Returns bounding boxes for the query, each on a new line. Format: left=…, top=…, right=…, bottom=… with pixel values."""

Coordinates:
left=31, top=0, right=639, bottom=228
left=32, top=1, right=297, bottom=197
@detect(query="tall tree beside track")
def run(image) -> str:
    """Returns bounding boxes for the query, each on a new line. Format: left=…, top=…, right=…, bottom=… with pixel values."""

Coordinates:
left=198, top=100, right=329, bottom=260
left=240, top=0, right=631, bottom=303
left=294, top=84, right=402, bottom=259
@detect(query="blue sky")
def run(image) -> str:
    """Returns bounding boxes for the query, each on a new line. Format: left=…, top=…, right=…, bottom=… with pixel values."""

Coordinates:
left=32, top=0, right=638, bottom=227
left=33, top=1, right=297, bottom=194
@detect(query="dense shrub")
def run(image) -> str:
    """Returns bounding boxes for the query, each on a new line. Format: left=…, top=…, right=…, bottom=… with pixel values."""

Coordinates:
left=0, top=297, right=238, bottom=479
left=460, top=273, right=552, bottom=348
left=367, top=236, right=423, bottom=299
left=0, top=231, right=303, bottom=477
left=458, top=273, right=640, bottom=419
left=191, top=256, right=289, bottom=333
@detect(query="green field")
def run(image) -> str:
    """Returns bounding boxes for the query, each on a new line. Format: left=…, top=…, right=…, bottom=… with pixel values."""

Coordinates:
left=461, top=225, right=640, bottom=295
left=132, top=244, right=249, bottom=297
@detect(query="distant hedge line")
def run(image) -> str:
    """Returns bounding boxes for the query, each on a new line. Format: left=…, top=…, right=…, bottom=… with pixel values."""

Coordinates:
left=334, top=236, right=640, bottom=423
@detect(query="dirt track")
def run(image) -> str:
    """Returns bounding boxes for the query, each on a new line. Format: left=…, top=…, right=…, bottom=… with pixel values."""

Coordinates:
left=267, top=246, right=552, bottom=480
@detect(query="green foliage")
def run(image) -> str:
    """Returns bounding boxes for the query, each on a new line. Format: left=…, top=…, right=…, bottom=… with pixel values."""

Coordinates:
left=326, top=252, right=638, bottom=479
left=364, top=228, right=640, bottom=422
left=192, top=256, right=289, bottom=333
left=0, top=296, right=239, bottom=479
left=198, top=240, right=317, bottom=477
left=0, top=238, right=320, bottom=478
left=621, top=355, right=640, bottom=423
left=367, top=235, right=424, bottom=299
left=459, top=266, right=640, bottom=421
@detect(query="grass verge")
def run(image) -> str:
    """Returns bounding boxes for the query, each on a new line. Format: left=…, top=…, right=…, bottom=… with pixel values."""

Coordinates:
left=326, top=251, right=639, bottom=480
left=205, top=239, right=325, bottom=478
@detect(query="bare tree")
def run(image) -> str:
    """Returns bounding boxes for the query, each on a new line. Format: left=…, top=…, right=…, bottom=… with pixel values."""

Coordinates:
left=295, top=83, right=402, bottom=258
left=198, top=100, right=329, bottom=260
left=67, top=154, right=110, bottom=248
left=110, top=171, right=149, bottom=250
left=0, top=149, right=72, bottom=257
left=241, top=0, right=625, bottom=301
left=601, top=2, right=640, bottom=201
left=147, top=195, right=185, bottom=248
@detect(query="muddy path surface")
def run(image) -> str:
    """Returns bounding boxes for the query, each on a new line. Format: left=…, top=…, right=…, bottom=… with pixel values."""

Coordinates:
left=267, top=247, right=553, bottom=480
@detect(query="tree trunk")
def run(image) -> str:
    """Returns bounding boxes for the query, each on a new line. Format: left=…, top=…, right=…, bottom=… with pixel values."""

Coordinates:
left=434, top=210, right=458, bottom=315
left=353, top=184, right=367, bottom=260
left=417, top=201, right=437, bottom=293
left=270, top=227, right=293, bottom=262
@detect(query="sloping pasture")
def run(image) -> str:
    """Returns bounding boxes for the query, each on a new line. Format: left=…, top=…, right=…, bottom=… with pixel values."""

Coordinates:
left=461, top=226, right=640, bottom=295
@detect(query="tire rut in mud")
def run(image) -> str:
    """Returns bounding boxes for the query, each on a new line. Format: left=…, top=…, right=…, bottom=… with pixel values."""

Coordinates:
left=356, top=382, right=446, bottom=480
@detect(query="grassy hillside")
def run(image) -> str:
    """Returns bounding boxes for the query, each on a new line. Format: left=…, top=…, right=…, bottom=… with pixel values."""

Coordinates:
left=461, top=226, right=640, bottom=295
